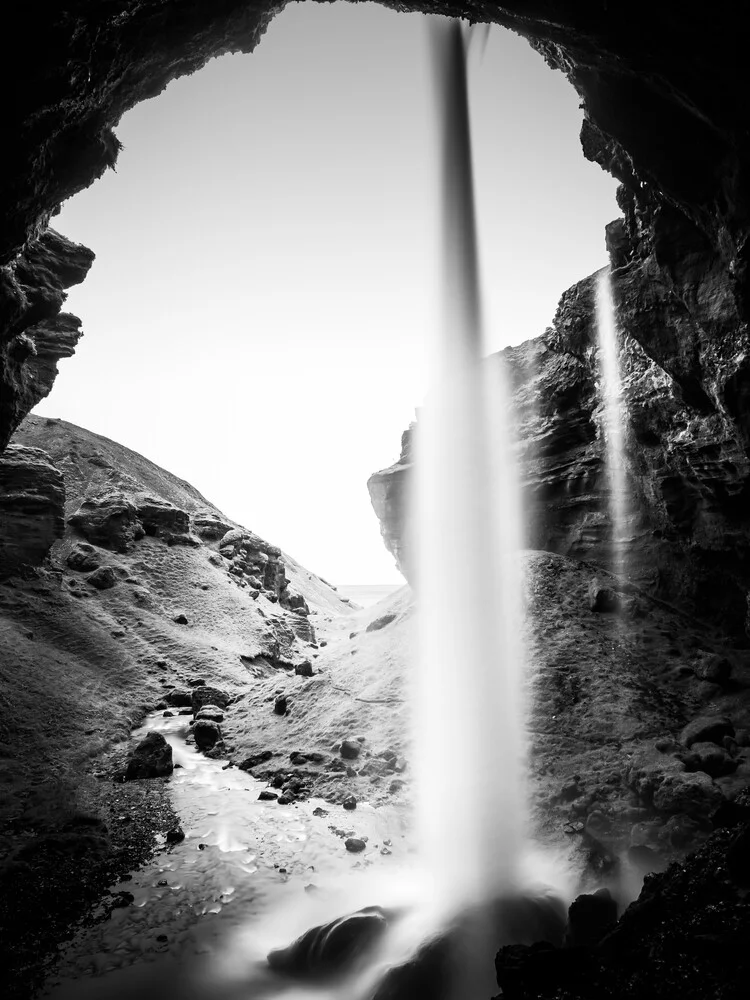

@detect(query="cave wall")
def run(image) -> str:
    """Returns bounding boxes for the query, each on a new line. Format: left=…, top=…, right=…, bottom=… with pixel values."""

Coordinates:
left=1, top=1, right=750, bottom=455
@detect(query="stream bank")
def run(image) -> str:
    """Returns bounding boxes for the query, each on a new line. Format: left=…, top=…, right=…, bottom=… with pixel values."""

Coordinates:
left=42, top=712, right=410, bottom=999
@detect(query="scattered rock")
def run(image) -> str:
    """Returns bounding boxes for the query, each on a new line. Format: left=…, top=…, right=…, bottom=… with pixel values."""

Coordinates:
left=366, top=613, right=397, bottom=633
left=165, top=689, right=192, bottom=708
left=680, top=715, right=735, bottom=748
left=195, top=705, right=224, bottom=723
left=651, top=771, right=724, bottom=817
left=136, top=496, right=190, bottom=539
left=124, top=731, right=173, bottom=780
left=162, top=710, right=174, bottom=718
left=68, top=491, right=144, bottom=553
left=587, top=578, right=620, bottom=613
left=192, top=510, right=234, bottom=539
left=340, top=740, right=361, bottom=760
left=66, top=542, right=100, bottom=572
left=689, top=741, right=736, bottom=777
left=193, top=720, right=221, bottom=750
left=86, top=565, right=117, bottom=590
left=238, top=750, right=273, bottom=771
left=258, top=790, right=278, bottom=801
left=693, top=654, right=732, bottom=684
left=266, top=906, right=391, bottom=978
left=192, top=685, right=229, bottom=713
left=277, top=793, right=295, bottom=805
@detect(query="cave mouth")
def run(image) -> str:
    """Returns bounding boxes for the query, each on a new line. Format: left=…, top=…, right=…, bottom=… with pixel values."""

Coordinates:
left=32, top=1, right=618, bottom=589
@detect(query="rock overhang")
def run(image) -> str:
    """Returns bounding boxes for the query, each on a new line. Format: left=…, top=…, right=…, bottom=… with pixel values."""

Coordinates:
left=1, top=1, right=749, bottom=452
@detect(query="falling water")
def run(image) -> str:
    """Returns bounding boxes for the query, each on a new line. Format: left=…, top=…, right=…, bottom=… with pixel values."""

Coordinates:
left=409, top=18, right=527, bottom=918
left=595, top=267, right=628, bottom=574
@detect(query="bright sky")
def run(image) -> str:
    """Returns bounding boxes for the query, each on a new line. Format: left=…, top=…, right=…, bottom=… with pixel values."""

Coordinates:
left=34, top=3, right=618, bottom=585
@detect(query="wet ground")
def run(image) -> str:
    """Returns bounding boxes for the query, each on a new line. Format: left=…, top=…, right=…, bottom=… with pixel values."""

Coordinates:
left=43, top=713, right=411, bottom=1000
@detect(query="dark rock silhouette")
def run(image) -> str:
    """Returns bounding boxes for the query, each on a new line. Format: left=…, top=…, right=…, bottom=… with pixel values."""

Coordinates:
left=124, top=731, right=173, bottom=780
left=267, top=905, right=391, bottom=979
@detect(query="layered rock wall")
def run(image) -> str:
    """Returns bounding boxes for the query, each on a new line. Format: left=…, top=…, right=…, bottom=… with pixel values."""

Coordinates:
left=369, top=219, right=750, bottom=641
left=0, top=445, right=65, bottom=577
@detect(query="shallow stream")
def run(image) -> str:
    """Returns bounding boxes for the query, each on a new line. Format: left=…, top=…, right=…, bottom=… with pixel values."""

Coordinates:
left=44, top=713, right=411, bottom=1000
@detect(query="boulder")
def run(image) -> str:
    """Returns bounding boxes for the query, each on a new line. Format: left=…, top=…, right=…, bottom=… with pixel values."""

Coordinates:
left=366, top=613, right=397, bottom=633
left=267, top=906, right=390, bottom=979
left=342, top=794, right=357, bottom=811
left=345, top=838, right=367, bottom=853
left=86, top=565, right=117, bottom=590
left=66, top=542, right=100, bottom=572
left=651, top=771, right=724, bottom=818
left=135, top=495, right=190, bottom=538
left=340, top=740, right=361, bottom=761
left=0, top=444, right=65, bottom=577
left=693, top=654, right=732, bottom=684
left=192, top=685, right=229, bottom=713
left=680, top=715, right=735, bottom=748
left=274, top=695, right=288, bottom=715
left=165, top=689, right=192, bottom=708
left=195, top=704, right=224, bottom=723
left=295, top=660, right=314, bottom=678
left=192, top=510, right=234, bottom=539
left=689, top=741, right=736, bottom=778
left=125, top=731, right=173, bottom=780
left=68, top=491, right=143, bottom=552
left=587, top=579, right=621, bottom=613
left=238, top=750, right=273, bottom=771
left=193, top=720, right=221, bottom=750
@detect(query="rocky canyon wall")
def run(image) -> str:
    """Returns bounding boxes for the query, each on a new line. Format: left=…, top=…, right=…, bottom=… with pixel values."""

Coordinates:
left=369, top=205, right=750, bottom=641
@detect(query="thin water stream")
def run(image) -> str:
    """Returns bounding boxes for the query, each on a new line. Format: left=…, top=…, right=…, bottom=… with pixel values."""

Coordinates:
left=596, top=266, right=629, bottom=575
left=45, top=713, right=410, bottom=999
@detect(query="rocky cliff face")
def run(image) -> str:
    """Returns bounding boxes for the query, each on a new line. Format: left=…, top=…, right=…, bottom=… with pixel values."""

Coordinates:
left=369, top=215, right=750, bottom=642
left=0, top=444, right=64, bottom=577
left=0, top=230, right=93, bottom=451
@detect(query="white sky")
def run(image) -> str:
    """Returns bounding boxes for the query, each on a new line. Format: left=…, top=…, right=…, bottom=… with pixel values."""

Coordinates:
left=34, top=2, right=618, bottom=585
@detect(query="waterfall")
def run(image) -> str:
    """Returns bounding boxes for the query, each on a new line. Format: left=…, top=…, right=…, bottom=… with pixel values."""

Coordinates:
left=595, top=267, right=628, bottom=574
left=409, top=18, right=526, bottom=917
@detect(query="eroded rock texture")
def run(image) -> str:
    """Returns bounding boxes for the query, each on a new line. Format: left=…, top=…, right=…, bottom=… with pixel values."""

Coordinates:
left=0, top=230, right=93, bottom=451
left=370, top=217, right=750, bottom=641
left=0, top=444, right=64, bottom=577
